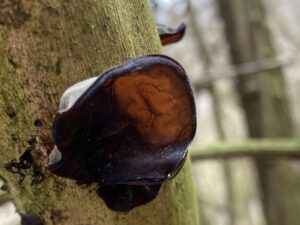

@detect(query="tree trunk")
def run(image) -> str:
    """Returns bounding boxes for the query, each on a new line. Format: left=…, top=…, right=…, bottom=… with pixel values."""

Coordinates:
left=188, top=1, right=235, bottom=225
left=217, top=0, right=300, bottom=225
left=0, top=1, right=199, bottom=224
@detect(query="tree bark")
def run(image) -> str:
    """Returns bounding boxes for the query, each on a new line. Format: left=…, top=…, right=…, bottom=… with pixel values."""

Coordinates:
left=0, top=1, right=199, bottom=224
left=217, top=0, right=300, bottom=225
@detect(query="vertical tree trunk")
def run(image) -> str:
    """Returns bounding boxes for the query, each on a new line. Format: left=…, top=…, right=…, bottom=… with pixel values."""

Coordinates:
left=188, top=2, right=235, bottom=225
left=0, top=1, right=199, bottom=224
left=217, top=0, right=300, bottom=225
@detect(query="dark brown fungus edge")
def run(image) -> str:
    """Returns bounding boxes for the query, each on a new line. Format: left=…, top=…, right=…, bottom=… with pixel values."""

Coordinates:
left=20, top=213, right=44, bottom=225
left=157, top=23, right=186, bottom=45
left=49, top=54, right=196, bottom=212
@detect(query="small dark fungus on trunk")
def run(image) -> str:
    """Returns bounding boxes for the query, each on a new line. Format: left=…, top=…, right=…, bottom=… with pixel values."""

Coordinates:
left=157, top=23, right=186, bottom=45
left=49, top=54, right=196, bottom=212
left=33, top=119, right=43, bottom=127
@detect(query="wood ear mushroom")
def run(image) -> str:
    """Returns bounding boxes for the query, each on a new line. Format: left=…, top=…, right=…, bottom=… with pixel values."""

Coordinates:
left=49, top=55, right=196, bottom=212
left=157, top=23, right=186, bottom=45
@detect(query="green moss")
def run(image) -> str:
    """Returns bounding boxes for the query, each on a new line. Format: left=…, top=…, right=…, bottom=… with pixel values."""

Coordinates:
left=0, top=1, right=198, bottom=224
left=0, top=1, right=30, bottom=28
left=190, top=139, right=300, bottom=160
left=0, top=37, right=55, bottom=215
left=0, top=41, right=31, bottom=154
left=165, top=158, right=200, bottom=225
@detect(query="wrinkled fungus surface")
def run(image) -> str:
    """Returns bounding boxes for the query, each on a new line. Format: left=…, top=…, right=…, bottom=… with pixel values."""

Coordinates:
left=157, top=23, right=186, bottom=45
left=49, top=55, right=196, bottom=211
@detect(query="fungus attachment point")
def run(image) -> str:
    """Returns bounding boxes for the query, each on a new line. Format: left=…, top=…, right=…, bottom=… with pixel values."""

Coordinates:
left=157, top=23, right=186, bottom=45
left=49, top=55, right=196, bottom=211
left=97, top=184, right=161, bottom=212
left=21, top=213, right=44, bottom=225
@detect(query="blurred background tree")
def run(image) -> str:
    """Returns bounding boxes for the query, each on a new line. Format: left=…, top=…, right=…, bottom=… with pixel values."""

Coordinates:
left=151, top=0, right=300, bottom=225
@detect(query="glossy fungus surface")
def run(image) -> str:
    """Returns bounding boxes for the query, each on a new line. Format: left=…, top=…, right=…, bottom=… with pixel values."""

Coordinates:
left=157, top=23, right=186, bottom=45
left=49, top=55, right=196, bottom=211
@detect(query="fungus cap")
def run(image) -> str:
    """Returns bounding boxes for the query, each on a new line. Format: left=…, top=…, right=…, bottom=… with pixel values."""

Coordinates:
left=157, top=23, right=186, bottom=45
left=49, top=55, right=196, bottom=211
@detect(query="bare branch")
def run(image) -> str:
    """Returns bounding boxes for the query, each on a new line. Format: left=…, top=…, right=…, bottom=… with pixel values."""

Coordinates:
left=195, top=54, right=295, bottom=90
left=190, top=139, right=300, bottom=160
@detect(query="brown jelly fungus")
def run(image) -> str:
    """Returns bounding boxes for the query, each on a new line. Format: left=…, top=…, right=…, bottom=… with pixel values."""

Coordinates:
left=21, top=213, right=44, bottom=225
left=157, top=23, right=186, bottom=45
left=49, top=55, right=196, bottom=212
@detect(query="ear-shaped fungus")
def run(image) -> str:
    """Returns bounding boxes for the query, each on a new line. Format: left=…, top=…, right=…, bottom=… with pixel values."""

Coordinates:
left=157, top=23, right=186, bottom=45
left=49, top=55, right=196, bottom=212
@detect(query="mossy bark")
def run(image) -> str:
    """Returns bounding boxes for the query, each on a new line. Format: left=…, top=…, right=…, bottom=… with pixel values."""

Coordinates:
left=190, top=139, right=300, bottom=160
left=0, top=1, right=199, bottom=224
left=217, top=1, right=300, bottom=225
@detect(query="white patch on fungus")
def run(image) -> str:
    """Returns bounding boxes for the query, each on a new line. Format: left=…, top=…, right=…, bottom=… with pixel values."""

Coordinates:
left=58, top=77, right=98, bottom=113
left=0, top=201, right=21, bottom=225
left=49, top=145, right=62, bottom=166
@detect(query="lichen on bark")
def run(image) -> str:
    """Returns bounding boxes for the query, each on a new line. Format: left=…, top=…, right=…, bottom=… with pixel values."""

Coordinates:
left=0, top=1, right=199, bottom=224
